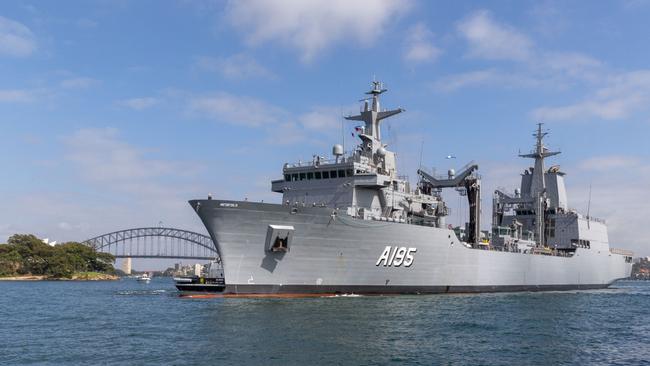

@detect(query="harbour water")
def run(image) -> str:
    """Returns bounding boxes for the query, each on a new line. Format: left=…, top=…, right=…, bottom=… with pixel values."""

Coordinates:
left=1, top=279, right=648, bottom=365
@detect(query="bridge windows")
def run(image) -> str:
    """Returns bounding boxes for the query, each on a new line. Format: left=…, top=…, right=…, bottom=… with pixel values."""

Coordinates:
left=283, top=167, right=353, bottom=182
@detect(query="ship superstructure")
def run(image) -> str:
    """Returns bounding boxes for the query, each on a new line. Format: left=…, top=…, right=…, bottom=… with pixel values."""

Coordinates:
left=492, top=124, right=611, bottom=255
left=190, top=82, right=633, bottom=295
left=272, top=82, right=482, bottom=240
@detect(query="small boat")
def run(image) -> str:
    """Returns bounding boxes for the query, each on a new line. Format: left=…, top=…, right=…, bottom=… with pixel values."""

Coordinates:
left=136, top=273, right=151, bottom=282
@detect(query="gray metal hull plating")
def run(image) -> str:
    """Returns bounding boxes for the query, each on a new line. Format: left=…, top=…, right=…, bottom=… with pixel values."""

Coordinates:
left=190, top=200, right=632, bottom=295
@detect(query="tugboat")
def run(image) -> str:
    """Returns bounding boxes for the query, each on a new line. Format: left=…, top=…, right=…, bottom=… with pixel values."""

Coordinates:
left=173, top=259, right=225, bottom=293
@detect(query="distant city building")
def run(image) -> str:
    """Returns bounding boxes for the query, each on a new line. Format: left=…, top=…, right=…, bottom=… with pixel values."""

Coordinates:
left=167, top=262, right=209, bottom=277
left=122, top=257, right=132, bottom=275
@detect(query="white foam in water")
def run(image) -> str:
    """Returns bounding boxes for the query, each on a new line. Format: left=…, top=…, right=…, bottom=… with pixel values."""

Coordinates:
left=117, top=289, right=168, bottom=296
left=324, top=293, right=362, bottom=298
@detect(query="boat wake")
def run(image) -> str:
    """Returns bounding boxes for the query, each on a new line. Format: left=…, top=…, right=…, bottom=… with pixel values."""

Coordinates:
left=116, top=289, right=168, bottom=296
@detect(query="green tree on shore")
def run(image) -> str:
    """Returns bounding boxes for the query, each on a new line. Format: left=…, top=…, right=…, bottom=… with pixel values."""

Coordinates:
left=0, top=234, right=115, bottom=278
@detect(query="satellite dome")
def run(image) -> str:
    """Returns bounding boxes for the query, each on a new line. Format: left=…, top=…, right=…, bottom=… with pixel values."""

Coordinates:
left=332, top=144, right=343, bottom=156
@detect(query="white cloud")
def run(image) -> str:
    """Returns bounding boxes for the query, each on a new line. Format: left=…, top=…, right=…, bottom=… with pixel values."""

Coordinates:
left=64, top=128, right=181, bottom=186
left=529, top=1, right=569, bottom=37
left=189, top=92, right=288, bottom=127
left=76, top=18, right=98, bottom=28
left=532, top=70, right=650, bottom=121
left=0, top=89, right=34, bottom=102
left=57, top=221, right=88, bottom=231
left=0, top=16, right=36, bottom=57
left=119, top=97, right=159, bottom=110
left=298, top=107, right=342, bottom=131
left=265, top=121, right=307, bottom=145
left=403, top=23, right=441, bottom=64
left=195, top=54, right=275, bottom=79
left=2, top=127, right=242, bottom=245
left=225, top=0, right=410, bottom=62
left=543, top=52, right=603, bottom=81
left=0, top=128, right=212, bottom=244
left=60, top=77, right=99, bottom=89
left=457, top=10, right=533, bottom=61
left=187, top=91, right=352, bottom=145
left=579, top=155, right=642, bottom=171
left=433, top=69, right=551, bottom=92
left=437, top=11, right=606, bottom=93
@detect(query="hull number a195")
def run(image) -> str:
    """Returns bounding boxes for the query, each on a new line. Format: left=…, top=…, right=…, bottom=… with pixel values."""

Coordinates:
left=376, top=246, right=417, bottom=267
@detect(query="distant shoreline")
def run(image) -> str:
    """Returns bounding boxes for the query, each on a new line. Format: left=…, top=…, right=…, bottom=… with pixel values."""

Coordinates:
left=0, top=273, right=119, bottom=281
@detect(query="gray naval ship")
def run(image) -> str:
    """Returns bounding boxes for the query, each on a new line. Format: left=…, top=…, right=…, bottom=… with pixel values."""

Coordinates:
left=190, top=82, right=633, bottom=295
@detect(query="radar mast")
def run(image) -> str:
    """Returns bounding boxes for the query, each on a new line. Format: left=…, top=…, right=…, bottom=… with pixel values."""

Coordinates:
left=519, top=123, right=560, bottom=200
left=344, top=81, right=403, bottom=154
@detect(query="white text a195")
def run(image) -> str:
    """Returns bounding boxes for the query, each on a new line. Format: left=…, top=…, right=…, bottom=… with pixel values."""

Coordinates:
left=376, top=246, right=417, bottom=267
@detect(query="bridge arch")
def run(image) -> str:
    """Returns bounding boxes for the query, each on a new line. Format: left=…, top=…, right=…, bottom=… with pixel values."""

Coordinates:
left=82, top=227, right=219, bottom=261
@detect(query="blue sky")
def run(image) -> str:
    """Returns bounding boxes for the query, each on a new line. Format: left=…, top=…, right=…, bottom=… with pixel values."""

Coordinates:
left=2, top=0, right=649, bottom=262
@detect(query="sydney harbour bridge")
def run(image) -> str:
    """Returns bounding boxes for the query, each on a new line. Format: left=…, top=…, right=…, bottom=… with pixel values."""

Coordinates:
left=82, top=227, right=220, bottom=261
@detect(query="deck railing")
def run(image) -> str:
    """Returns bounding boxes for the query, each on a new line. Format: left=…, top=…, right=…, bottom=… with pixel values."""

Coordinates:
left=610, top=248, right=634, bottom=257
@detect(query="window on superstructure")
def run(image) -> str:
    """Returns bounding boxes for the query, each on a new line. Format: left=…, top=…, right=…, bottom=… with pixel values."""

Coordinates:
left=299, top=173, right=306, bottom=181
left=338, top=170, right=346, bottom=178
left=323, top=171, right=330, bottom=179
left=315, top=172, right=322, bottom=179
left=291, top=174, right=298, bottom=181
left=330, top=171, right=338, bottom=178
left=284, top=174, right=290, bottom=181
left=346, top=169, right=353, bottom=177
left=307, top=172, right=314, bottom=180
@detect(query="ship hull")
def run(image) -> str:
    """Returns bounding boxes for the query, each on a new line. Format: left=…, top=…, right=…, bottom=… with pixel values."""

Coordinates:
left=190, top=200, right=632, bottom=295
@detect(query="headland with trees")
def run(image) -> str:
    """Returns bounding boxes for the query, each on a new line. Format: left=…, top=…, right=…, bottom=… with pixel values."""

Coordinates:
left=0, top=234, right=117, bottom=280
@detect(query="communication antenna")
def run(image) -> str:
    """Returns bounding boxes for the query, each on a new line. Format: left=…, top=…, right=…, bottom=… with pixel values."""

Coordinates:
left=418, top=138, right=424, bottom=169
left=586, top=184, right=592, bottom=229
left=340, top=106, right=345, bottom=154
